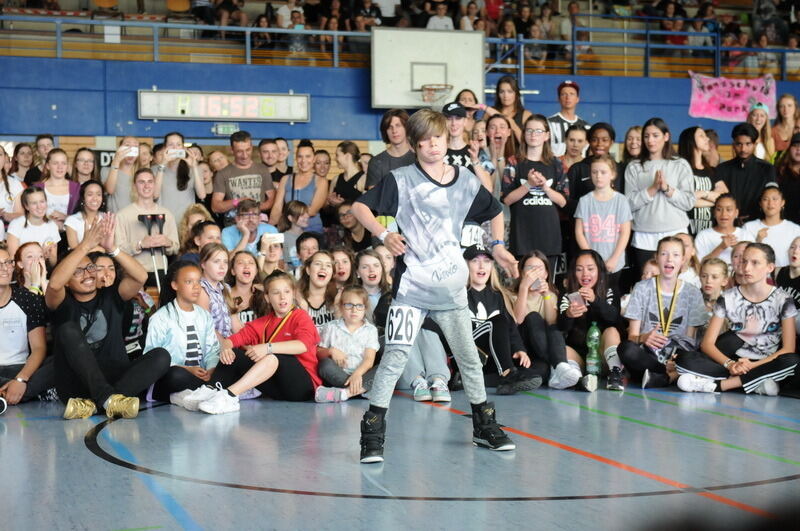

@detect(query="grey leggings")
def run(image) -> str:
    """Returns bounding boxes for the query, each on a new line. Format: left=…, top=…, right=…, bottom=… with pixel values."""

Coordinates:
left=369, top=305, right=487, bottom=409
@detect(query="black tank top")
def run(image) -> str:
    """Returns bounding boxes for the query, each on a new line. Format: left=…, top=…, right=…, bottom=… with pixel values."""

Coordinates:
left=776, top=267, right=800, bottom=309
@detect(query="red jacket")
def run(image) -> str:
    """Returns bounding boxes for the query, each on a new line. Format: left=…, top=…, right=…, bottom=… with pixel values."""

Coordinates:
left=228, top=308, right=322, bottom=389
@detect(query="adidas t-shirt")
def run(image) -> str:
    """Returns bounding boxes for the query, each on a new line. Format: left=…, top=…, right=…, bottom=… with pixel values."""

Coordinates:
left=714, top=287, right=797, bottom=360
left=0, top=286, right=47, bottom=366
left=624, top=278, right=707, bottom=338
left=357, top=163, right=501, bottom=310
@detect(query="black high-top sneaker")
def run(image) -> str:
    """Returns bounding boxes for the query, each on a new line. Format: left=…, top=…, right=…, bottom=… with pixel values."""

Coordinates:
left=360, top=410, right=386, bottom=463
left=472, top=402, right=515, bottom=451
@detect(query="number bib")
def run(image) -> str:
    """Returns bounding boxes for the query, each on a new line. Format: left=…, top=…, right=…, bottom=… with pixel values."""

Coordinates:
left=385, top=305, right=423, bottom=347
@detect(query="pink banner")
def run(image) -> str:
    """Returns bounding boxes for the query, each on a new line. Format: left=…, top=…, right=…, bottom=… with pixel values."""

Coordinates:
left=688, top=71, right=777, bottom=122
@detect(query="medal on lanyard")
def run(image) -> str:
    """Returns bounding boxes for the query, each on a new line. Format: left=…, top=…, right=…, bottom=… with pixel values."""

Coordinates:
left=655, top=276, right=680, bottom=336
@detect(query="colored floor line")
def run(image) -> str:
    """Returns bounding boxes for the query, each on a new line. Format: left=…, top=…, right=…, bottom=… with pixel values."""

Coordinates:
left=396, top=392, right=774, bottom=518
left=523, top=391, right=800, bottom=467
left=625, top=391, right=800, bottom=434
left=99, top=430, right=204, bottom=531
left=15, top=411, right=29, bottom=427
left=643, top=388, right=800, bottom=425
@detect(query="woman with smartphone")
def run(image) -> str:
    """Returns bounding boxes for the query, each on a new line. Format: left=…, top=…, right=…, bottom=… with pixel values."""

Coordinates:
left=155, top=132, right=207, bottom=218
left=104, top=136, right=141, bottom=212
left=557, top=250, right=624, bottom=391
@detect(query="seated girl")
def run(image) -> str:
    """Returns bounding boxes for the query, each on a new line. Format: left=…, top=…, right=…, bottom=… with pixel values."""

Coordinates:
left=677, top=243, right=799, bottom=395
left=296, top=250, right=337, bottom=329
left=465, top=244, right=542, bottom=395
left=620, top=236, right=707, bottom=388
left=696, top=257, right=730, bottom=343
left=557, top=250, right=625, bottom=391
left=6, top=187, right=59, bottom=266
left=355, top=249, right=392, bottom=321
left=182, top=271, right=322, bottom=414
left=227, top=250, right=264, bottom=331
left=514, top=250, right=589, bottom=390
left=257, top=233, right=285, bottom=277
left=315, top=286, right=380, bottom=403
left=145, top=261, right=220, bottom=405
left=676, top=232, right=701, bottom=288
left=14, top=242, right=48, bottom=295
left=196, top=243, right=233, bottom=341
left=694, top=194, right=754, bottom=265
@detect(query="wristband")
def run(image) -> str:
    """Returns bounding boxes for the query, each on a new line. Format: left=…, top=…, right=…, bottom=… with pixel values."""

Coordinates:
left=489, top=239, right=505, bottom=248
left=267, top=342, right=273, bottom=355
left=232, top=198, right=240, bottom=208
left=28, top=286, right=43, bottom=296
left=723, top=359, right=734, bottom=369
left=109, top=247, right=121, bottom=258
left=543, top=295, right=552, bottom=300
left=15, top=377, right=28, bottom=384
left=378, top=230, right=389, bottom=242
left=111, top=166, right=119, bottom=170
left=135, top=240, right=143, bottom=254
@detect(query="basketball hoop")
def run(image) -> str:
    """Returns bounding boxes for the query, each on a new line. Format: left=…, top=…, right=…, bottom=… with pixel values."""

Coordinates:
left=421, top=83, right=454, bottom=106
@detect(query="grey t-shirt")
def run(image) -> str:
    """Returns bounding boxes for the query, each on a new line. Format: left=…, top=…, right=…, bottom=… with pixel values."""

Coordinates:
left=625, top=277, right=706, bottom=341
left=365, top=149, right=416, bottom=189
left=159, top=165, right=198, bottom=219
left=357, top=163, right=501, bottom=310
left=574, top=191, right=633, bottom=273
left=213, top=161, right=275, bottom=204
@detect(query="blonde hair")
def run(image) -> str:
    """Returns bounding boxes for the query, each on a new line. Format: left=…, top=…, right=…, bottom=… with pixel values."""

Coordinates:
left=407, top=109, right=447, bottom=148
left=178, top=203, right=213, bottom=253
left=700, top=256, right=729, bottom=278
left=747, top=108, right=776, bottom=161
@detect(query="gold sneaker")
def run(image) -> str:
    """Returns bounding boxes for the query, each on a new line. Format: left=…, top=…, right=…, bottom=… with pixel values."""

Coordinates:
left=63, top=398, right=97, bottom=420
left=105, top=394, right=140, bottom=419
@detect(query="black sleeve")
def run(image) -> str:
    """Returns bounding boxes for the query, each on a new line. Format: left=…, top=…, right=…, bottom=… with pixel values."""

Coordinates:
left=466, top=180, right=503, bottom=224
left=14, top=287, right=48, bottom=331
left=506, top=304, right=526, bottom=353
left=591, top=288, right=620, bottom=326
left=356, top=171, right=399, bottom=217
left=556, top=293, right=575, bottom=332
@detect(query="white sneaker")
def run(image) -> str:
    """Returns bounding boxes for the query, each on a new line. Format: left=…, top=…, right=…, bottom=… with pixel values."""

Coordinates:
left=753, top=378, right=779, bottom=396
left=182, top=382, right=223, bottom=411
left=430, top=379, right=452, bottom=402
left=315, top=386, right=349, bottom=403
left=198, top=389, right=240, bottom=414
left=677, top=374, right=717, bottom=393
left=548, top=362, right=581, bottom=390
left=412, top=379, right=432, bottom=401
left=238, top=388, right=262, bottom=401
left=169, top=389, right=195, bottom=410
left=580, top=374, right=598, bottom=393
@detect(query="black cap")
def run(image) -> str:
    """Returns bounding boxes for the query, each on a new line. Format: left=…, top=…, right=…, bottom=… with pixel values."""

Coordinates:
left=442, top=101, right=467, bottom=118
left=463, top=244, right=493, bottom=261
left=791, top=133, right=800, bottom=146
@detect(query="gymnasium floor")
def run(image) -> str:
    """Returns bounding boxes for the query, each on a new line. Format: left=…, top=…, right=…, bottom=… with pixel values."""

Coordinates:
left=2, top=385, right=799, bottom=530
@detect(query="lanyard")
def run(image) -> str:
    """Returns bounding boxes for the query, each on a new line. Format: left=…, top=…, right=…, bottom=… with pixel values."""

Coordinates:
left=655, top=276, right=681, bottom=335
left=263, top=308, right=294, bottom=343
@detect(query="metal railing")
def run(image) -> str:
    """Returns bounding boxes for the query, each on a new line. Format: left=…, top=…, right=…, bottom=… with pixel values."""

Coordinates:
left=0, top=14, right=368, bottom=66
left=1, top=12, right=797, bottom=80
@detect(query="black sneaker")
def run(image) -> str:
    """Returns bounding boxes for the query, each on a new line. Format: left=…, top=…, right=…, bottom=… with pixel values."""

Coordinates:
left=359, top=411, right=386, bottom=464
left=472, top=402, right=515, bottom=451
left=641, top=369, right=670, bottom=389
left=606, top=367, right=625, bottom=391
left=497, top=369, right=543, bottom=395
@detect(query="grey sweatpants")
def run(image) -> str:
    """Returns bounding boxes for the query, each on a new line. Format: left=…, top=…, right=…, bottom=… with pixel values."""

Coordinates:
left=317, top=357, right=377, bottom=393
left=369, top=305, right=487, bottom=409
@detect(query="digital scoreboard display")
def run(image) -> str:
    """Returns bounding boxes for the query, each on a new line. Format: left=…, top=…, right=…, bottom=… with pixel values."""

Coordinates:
left=138, top=90, right=310, bottom=122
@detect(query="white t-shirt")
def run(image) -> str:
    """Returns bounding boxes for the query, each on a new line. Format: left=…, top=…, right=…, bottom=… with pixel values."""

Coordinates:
left=276, top=4, right=304, bottom=28
left=64, top=212, right=101, bottom=245
left=427, top=15, right=454, bottom=30
left=743, top=219, right=800, bottom=267
left=46, top=190, right=70, bottom=218
left=694, top=226, right=755, bottom=264
left=0, top=178, right=24, bottom=214
left=7, top=217, right=60, bottom=248
left=0, top=286, right=47, bottom=366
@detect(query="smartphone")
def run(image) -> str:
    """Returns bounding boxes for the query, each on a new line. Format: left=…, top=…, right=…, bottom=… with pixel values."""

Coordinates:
left=127, top=146, right=139, bottom=158
left=530, top=278, right=542, bottom=292
left=167, top=148, right=186, bottom=159
left=567, top=292, right=586, bottom=308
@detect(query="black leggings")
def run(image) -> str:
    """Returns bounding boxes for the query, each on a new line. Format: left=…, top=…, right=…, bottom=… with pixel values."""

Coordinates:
left=55, top=321, right=170, bottom=406
left=676, top=331, right=800, bottom=393
left=211, top=349, right=315, bottom=402
left=518, top=312, right=567, bottom=373
left=474, top=315, right=549, bottom=385
left=151, top=365, right=207, bottom=402
left=618, top=340, right=665, bottom=381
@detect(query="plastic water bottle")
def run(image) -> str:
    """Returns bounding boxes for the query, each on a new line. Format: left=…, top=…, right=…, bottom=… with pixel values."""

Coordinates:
left=586, top=322, right=601, bottom=376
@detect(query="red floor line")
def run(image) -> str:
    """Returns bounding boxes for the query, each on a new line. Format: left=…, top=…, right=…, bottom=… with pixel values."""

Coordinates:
left=393, top=392, right=774, bottom=518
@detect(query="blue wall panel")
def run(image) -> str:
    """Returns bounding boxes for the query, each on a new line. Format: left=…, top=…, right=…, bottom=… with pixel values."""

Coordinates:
left=1, top=57, right=799, bottom=142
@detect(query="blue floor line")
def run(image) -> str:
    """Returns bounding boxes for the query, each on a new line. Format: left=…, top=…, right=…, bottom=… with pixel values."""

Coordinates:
left=642, top=388, right=800, bottom=425
left=101, top=430, right=204, bottom=531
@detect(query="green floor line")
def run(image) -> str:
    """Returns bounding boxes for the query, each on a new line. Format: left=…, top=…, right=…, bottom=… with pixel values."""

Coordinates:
left=624, top=391, right=800, bottom=435
left=522, top=392, right=800, bottom=467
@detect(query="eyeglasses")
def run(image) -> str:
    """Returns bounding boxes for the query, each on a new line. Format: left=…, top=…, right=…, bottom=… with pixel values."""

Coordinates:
left=343, top=302, right=365, bottom=310
left=525, top=129, right=546, bottom=135
left=338, top=210, right=354, bottom=218
left=0, top=259, right=15, bottom=269
left=239, top=213, right=260, bottom=219
left=73, top=264, right=97, bottom=277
